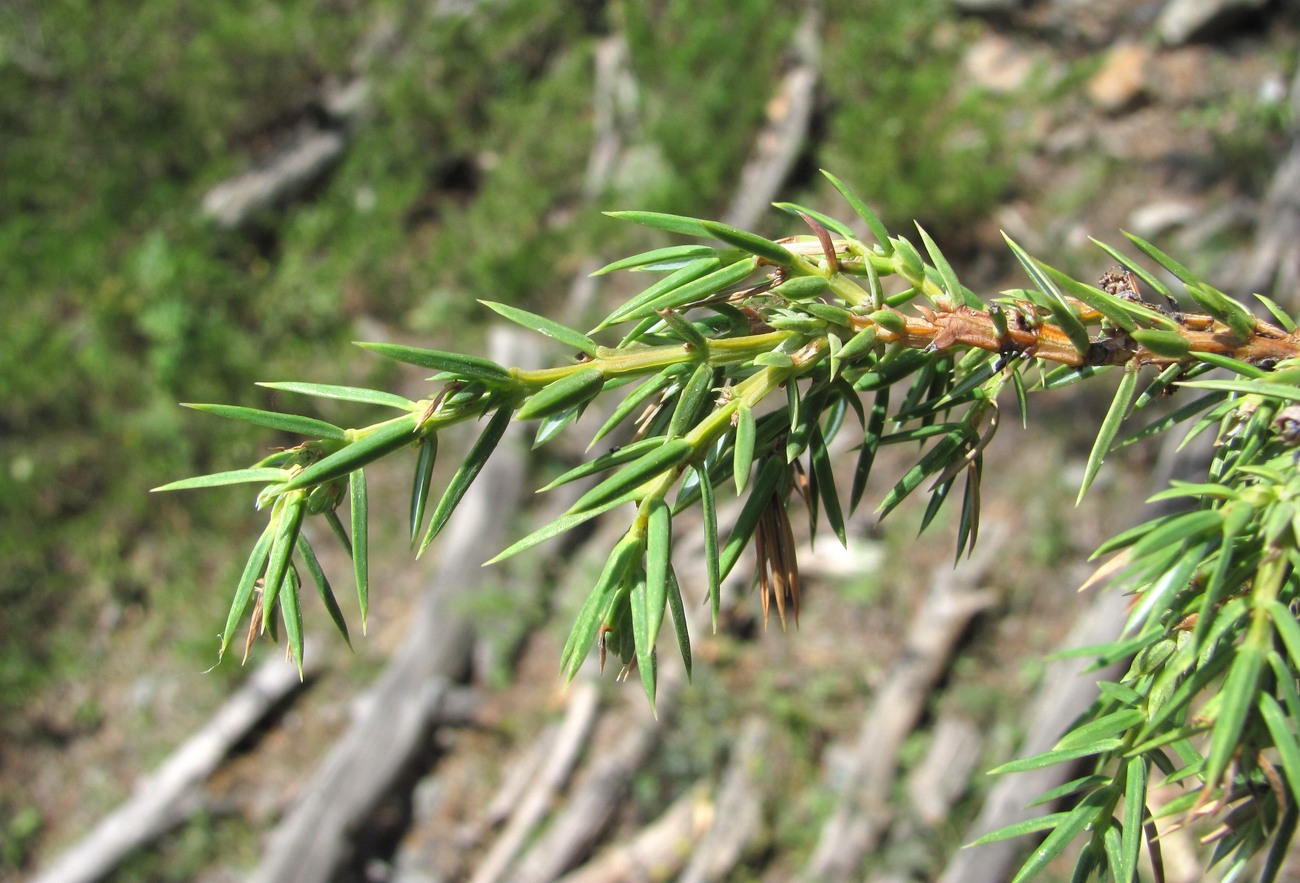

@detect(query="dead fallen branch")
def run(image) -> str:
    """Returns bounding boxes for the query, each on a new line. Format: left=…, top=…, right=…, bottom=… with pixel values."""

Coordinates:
left=678, top=715, right=772, bottom=883
left=722, top=8, right=821, bottom=229
left=506, top=676, right=684, bottom=883
left=554, top=788, right=711, bottom=883
left=469, top=680, right=602, bottom=883
left=906, top=712, right=984, bottom=829
left=31, top=654, right=320, bottom=883
left=804, top=527, right=1004, bottom=881
left=1241, top=65, right=1300, bottom=305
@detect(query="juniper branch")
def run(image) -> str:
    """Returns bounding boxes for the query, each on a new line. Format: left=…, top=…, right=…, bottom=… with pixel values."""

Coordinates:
left=160, top=173, right=1300, bottom=882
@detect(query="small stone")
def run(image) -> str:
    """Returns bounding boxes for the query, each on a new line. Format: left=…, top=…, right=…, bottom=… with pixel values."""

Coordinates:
left=1156, top=0, right=1270, bottom=46
left=1087, top=42, right=1151, bottom=114
left=1127, top=200, right=1198, bottom=239
left=961, top=33, right=1037, bottom=95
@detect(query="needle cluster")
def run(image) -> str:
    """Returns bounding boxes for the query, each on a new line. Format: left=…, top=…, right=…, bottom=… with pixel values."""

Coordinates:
left=159, top=171, right=1300, bottom=881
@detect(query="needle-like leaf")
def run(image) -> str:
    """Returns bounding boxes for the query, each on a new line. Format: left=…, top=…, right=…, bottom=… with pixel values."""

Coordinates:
left=821, top=169, right=892, bottom=252
left=350, top=469, right=369, bottom=632
left=1078, top=365, right=1139, bottom=503
left=154, top=468, right=292, bottom=492
left=219, top=523, right=275, bottom=661
left=409, top=436, right=437, bottom=545
left=355, top=342, right=513, bottom=384
left=296, top=533, right=351, bottom=649
left=418, top=405, right=513, bottom=556
left=480, top=301, right=598, bottom=357
left=256, top=382, right=416, bottom=410
left=182, top=403, right=347, bottom=440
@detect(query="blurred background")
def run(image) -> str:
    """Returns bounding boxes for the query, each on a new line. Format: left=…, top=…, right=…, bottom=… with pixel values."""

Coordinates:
left=3, top=1, right=1299, bottom=880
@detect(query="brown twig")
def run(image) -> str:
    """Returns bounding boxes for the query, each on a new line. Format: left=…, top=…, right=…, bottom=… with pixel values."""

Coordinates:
left=850, top=298, right=1300, bottom=369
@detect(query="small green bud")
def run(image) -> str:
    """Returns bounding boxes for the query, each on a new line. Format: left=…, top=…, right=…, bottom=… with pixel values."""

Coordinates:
left=772, top=275, right=830, bottom=301
left=868, top=309, right=906, bottom=335
left=1131, top=329, right=1190, bottom=360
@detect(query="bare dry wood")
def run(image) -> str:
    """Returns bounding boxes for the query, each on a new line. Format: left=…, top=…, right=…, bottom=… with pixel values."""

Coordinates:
left=469, top=680, right=602, bottom=883
left=479, top=725, right=559, bottom=831
left=504, top=674, right=685, bottom=883
left=804, top=527, right=1005, bottom=882
left=201, top=126, right=349, bottom=230
left=906, top=712, right=984, bottom=828
left=1240, top=65, right=1300, bottom=307
left=31, top=654, right=321, bottom=883
left=722, top=8, right=821, bottom=229
left=678, top=715, right=772, bottom=883
left=248, top=330, right=539, bottom=883
left=554, top=788, right=711, bottom=883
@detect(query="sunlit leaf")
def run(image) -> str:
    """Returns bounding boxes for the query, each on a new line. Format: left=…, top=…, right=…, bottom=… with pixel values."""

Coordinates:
left=630, top=577, right=658, bottom=711
left=256, top=381, right=416, bottom=410
left=917, top=223, right=980, bottom=309
left=700, top=219, right=797, bottom=266
left=1260, top=693, right=1300, bottom=814
left=667, top=362, right=715, bottom=439
left=1254, top=293, right=1297, bottom=332
left=592, top=244, right=718, bottom=276
left=219, top=524, right=275, bottom=660
left=967, top=812, right=1073, bottom=847
left=560, top=531, right=641, bottom=680
left=657, top=307, right=711, bottom=351
left=1003, top=234, right=1091, bottom=357
left=296, top=534, right=351, bottom=649
left=1181, top=378, right=1300, bottom=403
left=589, top=373, right=673, bottom=449
left=990, top=742, right=1124, bottom=775
left=488, top=493, right=638, bottom=564
left=279, top=566, right=305, bottom=678
left=516, top=367, right=605, bottom=421
left=622, top=258, right=758, bottom=324
left=480, top=300, right=598, bottom=356
left=1119, top=756, right=1147, bottom=883
left=1203, top=643, right=1265, bottom=791
left=571, top=438, right=694, bottom=513
left=261, top=493, right=306, bottom=631
left=821, top=170, right=892, bottom=252
left=1089, top=237, right=1172, bottom=300
left=355, top=342, right=512, bottom=384
left=409, top=436, right=437, bottom=545
left=280, top=414, right=420, bottom=492
left=350, top=469, right=369, bottom=632
left=154, top=468, right=292, bottom=493
left=182, top=403, right=346, bottom=440
left=644, top=498, right=671, bottom=654
left=604, top=209, right=713, bottom=238
left=594, top=257, right=722, bottom=330
left=418, top=405, right=513, bottom=556
left=772, top=203, right=856, bottom=239
left=1078, top=365, right=1139, bottom=503
left=1010, top=787, right=1115, bottom=883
